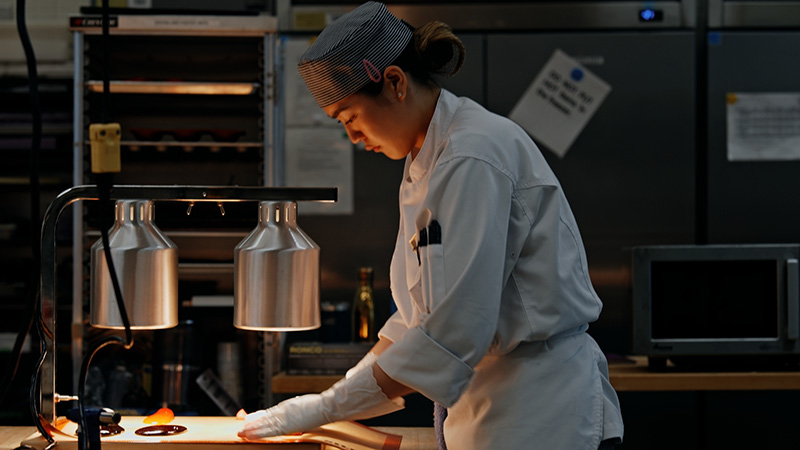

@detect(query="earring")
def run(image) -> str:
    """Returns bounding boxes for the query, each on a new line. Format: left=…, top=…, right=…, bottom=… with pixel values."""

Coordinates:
left=397, top=92, right=403, bottom=98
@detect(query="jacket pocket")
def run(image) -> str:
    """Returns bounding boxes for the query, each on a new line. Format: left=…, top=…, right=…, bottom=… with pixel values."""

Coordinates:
left=407, top=269, right=429, bottom=322
left=423, top=241, right=446, bottom=314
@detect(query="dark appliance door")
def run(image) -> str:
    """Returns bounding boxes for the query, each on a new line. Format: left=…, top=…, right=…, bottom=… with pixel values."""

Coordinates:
left=487, top=32, right=697, bottom=350
left=706, top=31, right=800, bottom=244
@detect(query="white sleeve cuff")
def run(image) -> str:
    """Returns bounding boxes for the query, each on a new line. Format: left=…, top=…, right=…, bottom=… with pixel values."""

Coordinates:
left=378, top=310, right=407, bottom=343
left=377, top=326, right=475, bottom=407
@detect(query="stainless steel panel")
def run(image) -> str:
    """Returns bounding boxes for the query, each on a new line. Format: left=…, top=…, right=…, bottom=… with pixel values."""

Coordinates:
left=277, top=0, right=696, bottom=31
left=439, top=33, right=485, bottom=105
left=488, top=32, right=696, bottom=257
left=708, top=0, right=800, bottom=28
left=487, top=32, right=697, bottom=350
left=706, top=31, right=800, bottom=243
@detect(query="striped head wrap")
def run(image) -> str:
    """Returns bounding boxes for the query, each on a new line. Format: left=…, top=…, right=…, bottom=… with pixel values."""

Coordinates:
left=298, top=2, right=413, bottom=108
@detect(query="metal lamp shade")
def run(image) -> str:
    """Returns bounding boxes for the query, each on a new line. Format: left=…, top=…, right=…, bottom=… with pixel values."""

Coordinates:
left=234, top=201, right=320, bottom=331
left=91, top=199, right=179, bottom=329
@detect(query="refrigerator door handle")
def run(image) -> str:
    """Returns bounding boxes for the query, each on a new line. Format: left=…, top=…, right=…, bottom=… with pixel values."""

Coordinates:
left=788, top=258, right=799, bottom=340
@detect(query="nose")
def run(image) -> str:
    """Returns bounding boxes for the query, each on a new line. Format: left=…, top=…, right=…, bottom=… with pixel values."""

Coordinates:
left=343, top=125, right=363, bottom=144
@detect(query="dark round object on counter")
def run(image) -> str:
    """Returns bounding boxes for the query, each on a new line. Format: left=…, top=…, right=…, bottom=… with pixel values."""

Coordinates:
left=100, top=424, right=125, bottom=437
left=134, top=425, right=187, bottom=436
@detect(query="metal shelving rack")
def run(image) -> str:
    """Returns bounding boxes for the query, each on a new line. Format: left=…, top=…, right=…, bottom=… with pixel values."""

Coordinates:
left=68, top=13, right=284, bottom=413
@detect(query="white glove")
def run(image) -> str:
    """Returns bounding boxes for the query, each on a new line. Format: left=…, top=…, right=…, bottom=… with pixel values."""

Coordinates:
left=238, top=360, right=404, bottom=440
left=346, top=351, right=376, bottom=379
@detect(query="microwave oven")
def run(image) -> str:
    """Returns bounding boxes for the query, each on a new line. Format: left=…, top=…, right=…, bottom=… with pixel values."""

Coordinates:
left=632, top=244, right=800, bottom=369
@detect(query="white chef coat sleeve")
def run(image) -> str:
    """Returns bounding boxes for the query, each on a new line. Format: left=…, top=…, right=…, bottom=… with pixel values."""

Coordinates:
left=378, top=310, right=408, bottom=343
left=378, top=155, right=514, bottom=407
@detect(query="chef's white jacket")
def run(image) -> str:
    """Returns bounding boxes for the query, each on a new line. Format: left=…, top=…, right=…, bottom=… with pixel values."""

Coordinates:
left=376, top=89, right=624, bottom=450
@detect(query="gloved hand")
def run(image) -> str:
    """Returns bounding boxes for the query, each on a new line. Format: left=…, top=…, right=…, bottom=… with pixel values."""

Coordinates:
left=237, top=356, right=404, bottom=440
left=346, top=351, right=376, bottom=379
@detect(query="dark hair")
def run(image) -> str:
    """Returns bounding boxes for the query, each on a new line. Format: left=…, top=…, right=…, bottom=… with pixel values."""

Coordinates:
left=360, top=20, right=465, bottom=97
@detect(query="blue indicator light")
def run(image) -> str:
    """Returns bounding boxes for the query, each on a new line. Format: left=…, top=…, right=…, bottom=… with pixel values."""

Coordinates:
left=638, top=8, right=663, bottom=22
left=570, top=68, right=584, bottom=82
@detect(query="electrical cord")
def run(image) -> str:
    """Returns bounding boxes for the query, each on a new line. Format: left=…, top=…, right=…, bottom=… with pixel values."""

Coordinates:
left=30, top=303, right=54, bottom=449
left=14, top=0, right=133, bottom=448
left=74, top=1, right=135, bottom=448
left=0, top=0, right=42, bottom=403
left=0, top=300, right=34, bottom=406
left=76, top=173, right=134, bottom=450
left=15, top=0, right=41, bottom=250
left=10, top=0, right=54, bottom=446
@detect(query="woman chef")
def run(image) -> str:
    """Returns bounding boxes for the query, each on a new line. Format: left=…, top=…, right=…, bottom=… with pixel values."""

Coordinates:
left=239, top=2, right=624, bottom=449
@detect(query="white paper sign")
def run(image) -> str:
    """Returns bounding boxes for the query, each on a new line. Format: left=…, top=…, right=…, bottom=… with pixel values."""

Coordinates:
left=285, top=127, right=354, bottom=215
left=726, top=92, right=800, bottom=161
left=509, top=49, right=611, bottom=158
left=283, top=36, right=355, bottom=215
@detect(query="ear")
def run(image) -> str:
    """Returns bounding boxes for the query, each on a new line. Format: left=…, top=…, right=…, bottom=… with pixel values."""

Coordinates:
left=383, top=65, right=407, bottom=100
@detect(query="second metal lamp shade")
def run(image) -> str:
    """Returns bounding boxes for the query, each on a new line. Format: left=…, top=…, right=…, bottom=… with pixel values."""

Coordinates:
left=234, top=201, right=320, bottom=331
left=91, top=199, right=179, bottom=329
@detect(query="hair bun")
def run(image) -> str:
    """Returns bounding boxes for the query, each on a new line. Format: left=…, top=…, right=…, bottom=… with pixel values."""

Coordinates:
left=414, top=21, right=465, bottom=78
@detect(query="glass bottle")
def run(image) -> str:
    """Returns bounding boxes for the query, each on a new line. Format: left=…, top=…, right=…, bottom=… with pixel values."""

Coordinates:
left=352, top=267, right=376, bottom=342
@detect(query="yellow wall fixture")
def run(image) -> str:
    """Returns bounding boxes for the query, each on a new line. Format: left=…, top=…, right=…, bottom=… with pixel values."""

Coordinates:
left=234, top=201, right=321, bottom=331
left=90, top=199, right=178, bottom=329
left=89, top=123, right=122, bottom=174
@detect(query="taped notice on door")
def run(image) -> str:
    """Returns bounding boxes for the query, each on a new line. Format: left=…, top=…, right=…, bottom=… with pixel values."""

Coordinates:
left=726, top=92, right=800, bottom=161
left=509, top=49, right=611, bottom=158
left=286, top=127, right=354, bottom=215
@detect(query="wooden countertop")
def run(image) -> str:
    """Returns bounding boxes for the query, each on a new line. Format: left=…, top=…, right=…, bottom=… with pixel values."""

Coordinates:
left=607, top=356, right=800, bottom=391
left=0, top=427, right=34, bottom=450
left=8, top=358, right=800, bottom=449
left=274, top=355, right=800, bottom=393
left=0, top=425, right=435, bottom=450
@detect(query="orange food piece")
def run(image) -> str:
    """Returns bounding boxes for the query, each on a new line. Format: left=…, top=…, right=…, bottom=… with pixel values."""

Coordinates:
left=235, top=409, right=247, bottom=420
left=54, top=417, right=71, bottom=430
left=143, top=407, right=175, bottom=425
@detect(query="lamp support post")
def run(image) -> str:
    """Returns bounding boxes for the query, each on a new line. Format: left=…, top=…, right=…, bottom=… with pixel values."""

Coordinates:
left=37, top=184, right=336, bottom=425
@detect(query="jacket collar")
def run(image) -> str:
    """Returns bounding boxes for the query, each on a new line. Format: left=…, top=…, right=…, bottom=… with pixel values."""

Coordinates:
left=406, top=89, right=459, bottom=184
